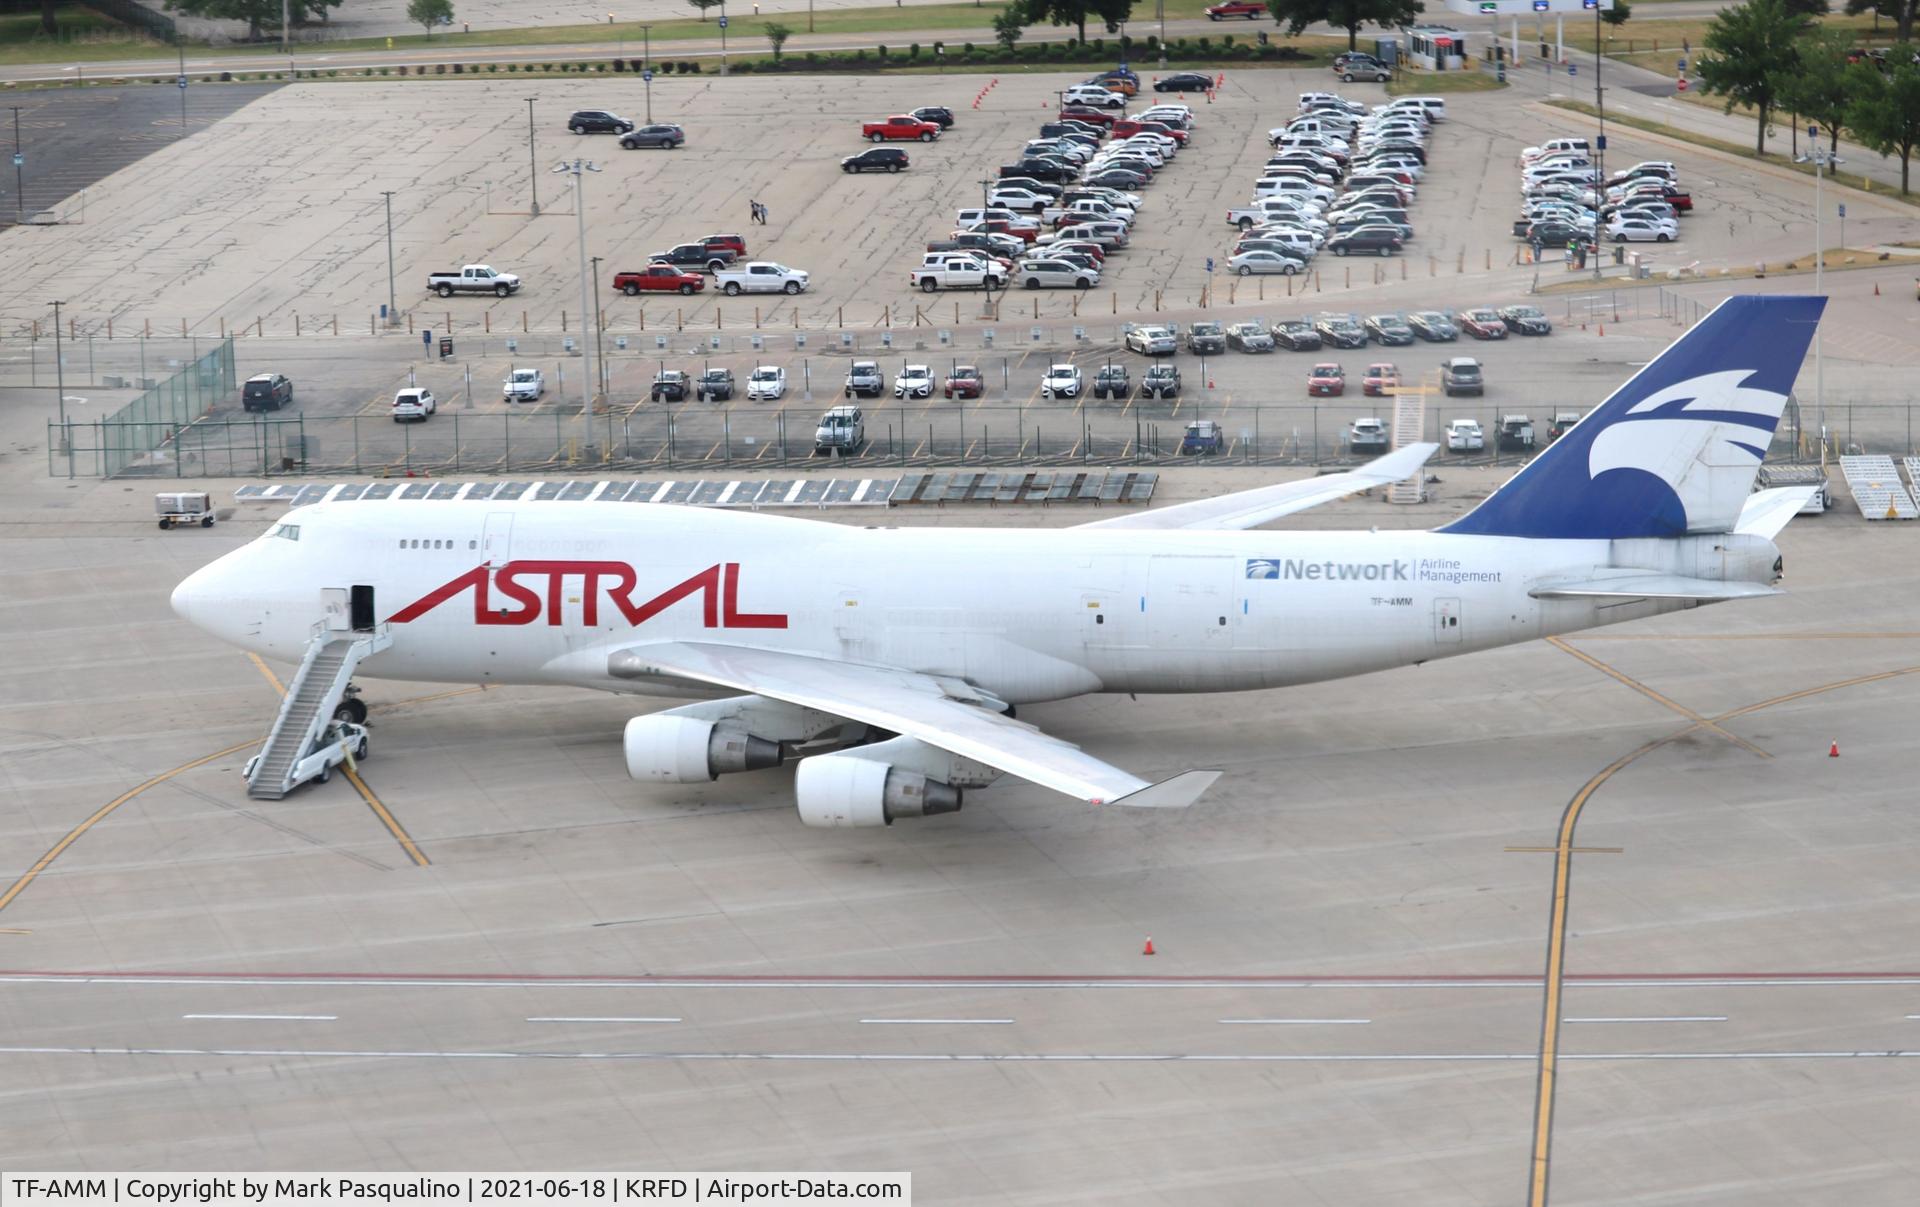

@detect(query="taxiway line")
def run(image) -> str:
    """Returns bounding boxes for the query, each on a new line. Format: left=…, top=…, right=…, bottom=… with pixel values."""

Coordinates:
left=1563, top=1017, right=1727, bottom=1024
left=183, top=1014, right=337, bottom=1021
left=1546, top=636, right=1768, bottom=758
left=4, top=972, right=1916, bottom=989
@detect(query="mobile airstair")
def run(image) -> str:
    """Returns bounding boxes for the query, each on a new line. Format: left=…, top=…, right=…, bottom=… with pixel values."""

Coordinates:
left=1386, top=376, right=1431, bottom=504
left=244, top=624, right=391, bottom=799
left=1838, top=455, right=1918, bottom=520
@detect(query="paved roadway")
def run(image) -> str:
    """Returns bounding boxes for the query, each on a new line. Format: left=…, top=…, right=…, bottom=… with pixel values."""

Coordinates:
left=1, top=445, right=1919, bottom=1200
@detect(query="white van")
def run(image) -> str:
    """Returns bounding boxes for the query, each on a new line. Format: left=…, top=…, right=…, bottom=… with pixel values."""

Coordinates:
left=1385, top=96, right=1447, bottom=122
left=1521, top=137, right=1590, bottom=165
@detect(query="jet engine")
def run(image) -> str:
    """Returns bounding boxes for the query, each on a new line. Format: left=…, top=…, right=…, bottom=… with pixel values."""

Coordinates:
left=794, top=753, right=963, bottom=828
left=624, top=714, right=782, bottom=783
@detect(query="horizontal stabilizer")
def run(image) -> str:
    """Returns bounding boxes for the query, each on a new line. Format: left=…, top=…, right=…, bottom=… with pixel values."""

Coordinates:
left=1735, top=485, right=1821, bottom=539
left=1530, top=574, right=1780, bottom=602
left=1077, top=443, right=1437, bottom=531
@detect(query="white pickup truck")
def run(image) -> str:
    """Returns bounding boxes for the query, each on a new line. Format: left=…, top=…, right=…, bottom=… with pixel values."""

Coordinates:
left=1226, top=198, right=1322, bottom=230
left=427, top=264, right=521, bottom=298
left=714, top=261, right=810, bottom=296
left=1042, top=198, right=1133, bottom=228
left=911, top=254, right=1007, bottom=293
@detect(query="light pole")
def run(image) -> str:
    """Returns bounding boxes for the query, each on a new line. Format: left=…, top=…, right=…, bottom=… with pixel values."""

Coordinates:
left=177, top=43, right=187, bottom=138
left=525, top=97, right=541, bottom=217
left=1589, top=0, right=1604, bottom=280
left=381, top=190, right=397, bottom=328
left=590, top=255, right=608, bottom=399
left=1157, top=0, right=1166, bottom=67
left=52, top=299, right=72, bottom=478
left=977, top=177, right=998, bottom=318
left=720, top=2, right=730, bottom=77
left=641, top=25, right=653, bottom=122
left=553, top=158, right=602, bottom=411
left=10, top=106, right=23, bottom=222
left=1798, top=126, right=1838, bottom=464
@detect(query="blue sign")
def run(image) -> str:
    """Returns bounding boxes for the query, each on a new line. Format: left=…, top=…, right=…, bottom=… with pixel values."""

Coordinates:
left=717, top=14, right=728, bottom=26
left=1532, top=0, right=1549, bottom=10
left=1678, top=57, right=1687, bottom=71
left=1596, top=134, right=1606, bottom=151
left=642, top=69, right=654, bottom=82
left=1583, top=0, right=1598, bottom=8
left=1569, top=62, right=1578, bottom=75
left=1205, top=257, right=1215, bottom=274
left=422, top=330, right=432, bottom=347
left=1837, top=203, right=1846, bottom=218
left=176, top=75, right=187, bottom=88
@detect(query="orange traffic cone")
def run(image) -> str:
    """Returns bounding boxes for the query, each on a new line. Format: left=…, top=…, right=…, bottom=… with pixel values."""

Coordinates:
left=1874, top=282, right=1880, bottom=296
left=1598, top=323, right=1605, bottom=336
left=1142, top=937, right=1156, bottom=956
left=1829, top=740, right=1840, bottom=757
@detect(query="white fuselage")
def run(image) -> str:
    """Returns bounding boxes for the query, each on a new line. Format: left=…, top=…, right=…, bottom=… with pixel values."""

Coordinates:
left=175, top=500, right=1753, bottom=704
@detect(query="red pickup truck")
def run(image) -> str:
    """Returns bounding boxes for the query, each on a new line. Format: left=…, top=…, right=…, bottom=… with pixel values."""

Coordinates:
left=863, top=115, right=941, bottom=142
left=613, top=264, right=705, bottom=295
left=1113, top=119, right=1188, bottom=144
left=1206, top=1, right=1266, bottom=18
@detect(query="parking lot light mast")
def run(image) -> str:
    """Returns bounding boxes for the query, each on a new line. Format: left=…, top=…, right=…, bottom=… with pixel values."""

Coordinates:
left=591, top=255, right=608, bottom=399
left=52, top=299, right=71, bottom=478
left=177, top=43, right=187, bottom=138
left=1797, top=127, right=1836, bottom=464
left=525, top=97, right=540, bottom=217
left=1591, top=0, right=1604, bottom=281
left=10, top=106, right=23, bottom=222
left=641, top=26, right=653, bottom=122
left=554, top=158, right=602, bottom=411
left=978, top=177, right=998, bottom=319
left=380, top=190, right=397, bottom=328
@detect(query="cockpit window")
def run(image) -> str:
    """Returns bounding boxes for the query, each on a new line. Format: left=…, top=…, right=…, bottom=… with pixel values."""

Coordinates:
left=269, top=522, right=300, bottom=541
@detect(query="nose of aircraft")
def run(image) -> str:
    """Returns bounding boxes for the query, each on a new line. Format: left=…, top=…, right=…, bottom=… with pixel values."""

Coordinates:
left=170, top=568, right=204, bottom=625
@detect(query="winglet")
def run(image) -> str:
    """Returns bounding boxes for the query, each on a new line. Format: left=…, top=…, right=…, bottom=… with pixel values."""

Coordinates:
left=1104, top=769, right=1221, bottom=809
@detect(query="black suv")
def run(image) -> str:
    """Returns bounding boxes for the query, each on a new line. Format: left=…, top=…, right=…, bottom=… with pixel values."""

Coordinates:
left=912, top=106, right=957, bottom=128
left=1001, top=159, right=1075, bottom=183
left=241, top=372, right=293, bottom=412
left=568, top=110, right=633, bottom=135
left=1327, top=227, right=1404, bottom=256
left=842, top=147, right=910, bottom=174
left=650, top=370, right=690, bottom=402
left=695, top=368, right=735, bottom=401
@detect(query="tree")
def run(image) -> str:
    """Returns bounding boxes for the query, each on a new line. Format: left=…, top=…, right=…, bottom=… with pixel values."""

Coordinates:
left=993, top=7, right=1025, bottom=53
left=40, top=0, right=57, bottom=36
left=764, top=21, right=792, bottom=62
left=163, top=0, right=288, bottom=41
left=1847, top=0, right=1917, bottom=43
left=1695, top=0, right=1812, bottom=153
left=1847, top=49, right=1920, bottom=191
left=1781, top=30, right=1857, bottom=156
left=407, top=0, right=452, bottom=37
left=1011, top=0, right=1135, bottom=46
left=687, top=0, right=723, bottom=19
left=1266, top=0, right=1427, bottom=53
left=1602, top=0, right=1631, bottom=28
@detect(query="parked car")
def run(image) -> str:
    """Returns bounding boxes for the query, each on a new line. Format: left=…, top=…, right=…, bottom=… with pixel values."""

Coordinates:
left=651, top=243, right=737, bottom=273
left=1499, top=304, right=1553, bottom=335
left=863, top=114, right=942, bottom=142
left=944, top=365, right=984, bottom=399
left=1441, top=357, right=1483, bottom=397
left=1019, top=258, right=1100, bottom=289
left=1361, top=363, right=1400, bottom=396
left=1092, top=364, right=1131, bottom=399
left=502, top=368, right=544, bottom=403
left=650, top=370, right=690, bottom=402
left=746, top=366, right=788, bottom=401
left=1186, top=321, right=1227, bottom=355
left=1460, top=308, right=1510, bottom=340
left=614, top=264, right=704, bottom=295
left=1229, top=248, right=1307, bottom=276
left=1226, top=321, right=1275, bottom=352
left=1314, top=313, right=1368, bottom=348
left=911, top=106, right=957, bottom=128
left=1327, top=226, right=1403, bottom=256
left=814, top=405, right=865, bottom=453
left=1141, top=363, right=1182, bottom=399
left=242, top=372, right=294, bottom=412
left=894, top=364, right=936, bottom=399
left=1156, top=72, right=1215, bottom=93
left=842, top=147, right=910, bottom=173
left=1365, top=314, right=1415, bottom=346
left=620, top=123, right=684, bottom=149
left=1498, top=414, right=1536, bottom=452
left=1548, top=411, right=1582, bottom=442
left=391, top=387, right=436, bottom=423
left=568, top=109, right=633, bottom=134
left=845, top=361, right=884, bottom=398
left=1125, top=325, right=1177, bottom=356
left=1041, top=363, right=1084, bottom=399
left=1271, top=320, right=1323, bottom=351
left=1206, top=0, right=1266, bottom=17
left=1349, top=416, right=1388, bottom=452
left=427, top=264, right=520, bottom=298
left=1445, top=418, right=1484, bottom=451
left=1063, top=83, right=1126, bottom=108
left=1407, top=310, right=1458, bottom=341
left=1308, top=363, right=1346, bottom=396
left=716, top=262, right=810, bottom=296
left=695, top=368, right=735, bottom=402
left=1181, top=419, right=1223, bottom=455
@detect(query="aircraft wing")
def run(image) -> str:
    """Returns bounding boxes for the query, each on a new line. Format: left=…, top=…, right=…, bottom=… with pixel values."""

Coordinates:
left=608, top=641, right=1218, bottom=808
left=1075, top=443, right=1438, bottom=531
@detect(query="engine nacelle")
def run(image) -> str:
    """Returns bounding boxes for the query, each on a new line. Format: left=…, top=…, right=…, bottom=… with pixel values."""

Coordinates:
left=794, top=753, right=963, bottom=828
left=624, top=714, right=782, bottom=783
